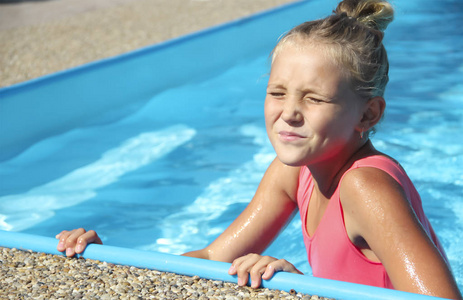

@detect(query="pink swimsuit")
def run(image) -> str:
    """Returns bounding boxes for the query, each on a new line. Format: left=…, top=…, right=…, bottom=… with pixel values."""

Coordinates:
left=297, top=155, right=446, bottom=289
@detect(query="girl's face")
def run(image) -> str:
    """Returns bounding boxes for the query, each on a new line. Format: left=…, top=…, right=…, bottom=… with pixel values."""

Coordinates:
left=265, top=42, right=365, bottom=167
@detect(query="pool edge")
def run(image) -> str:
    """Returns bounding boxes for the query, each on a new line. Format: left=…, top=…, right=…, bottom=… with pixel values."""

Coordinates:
left=0, top=231, right=446, bottom=300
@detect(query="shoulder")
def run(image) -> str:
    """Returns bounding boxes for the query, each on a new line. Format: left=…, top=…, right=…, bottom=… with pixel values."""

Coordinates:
left=339, top=166, right=417, bottom=258
left=339, top=154, right=411, bottom=209
left=340, top=166, right=410, bottom=219
left=339, top=165, right=419, bottom=242
left=340, top=167, right=422, bottom=248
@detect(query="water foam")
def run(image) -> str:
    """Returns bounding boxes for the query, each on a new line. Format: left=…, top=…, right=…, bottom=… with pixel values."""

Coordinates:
left=0, top=125, right=196, bottom=232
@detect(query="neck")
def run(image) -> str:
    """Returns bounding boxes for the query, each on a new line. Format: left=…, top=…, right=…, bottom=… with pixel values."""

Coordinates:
left=307, top=140, right=376, bottom=197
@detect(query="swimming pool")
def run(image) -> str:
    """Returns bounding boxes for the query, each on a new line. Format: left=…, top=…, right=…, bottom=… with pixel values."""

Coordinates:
left=0, top=0, right=462, bottom=293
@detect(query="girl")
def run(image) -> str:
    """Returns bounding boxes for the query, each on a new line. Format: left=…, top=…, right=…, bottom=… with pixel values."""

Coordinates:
left=56, top=0, right=462, bottom=298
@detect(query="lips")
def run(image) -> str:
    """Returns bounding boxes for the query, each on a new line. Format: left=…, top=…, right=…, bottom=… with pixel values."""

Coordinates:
left=278, top=131, right=306, bottom=142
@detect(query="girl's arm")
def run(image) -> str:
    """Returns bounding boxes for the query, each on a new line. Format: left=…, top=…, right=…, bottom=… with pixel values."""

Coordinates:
left=183, top=158, right=301, bottom=286
left=184, top=158, right=300, bottom=262
left=341, top=167, right=462, bottom=299
left=56, top=158, right=300, bottom=286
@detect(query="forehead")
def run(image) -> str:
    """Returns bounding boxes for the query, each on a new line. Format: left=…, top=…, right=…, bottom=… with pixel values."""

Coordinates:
left=272, top=35, right=349, bottom=73
left=270, top=42, right=344, bottom=81
left=269, top=41, right=356, bottom=99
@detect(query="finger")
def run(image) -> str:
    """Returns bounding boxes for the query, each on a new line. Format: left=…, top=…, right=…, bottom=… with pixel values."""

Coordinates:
left=229, top=256, right=247, bottom=275
left=56, top=230, right=73, bottom=252
left=249, top=256, right=276, bottom=288
left=55, top=230, right=68, bottom=240
left=230, top=253, right=256, bottom=275
left=262, top=260, right=288, bottom=280
left=231, top=254, right=261, bottom=287
left=262, top=264, right=276, bottom=280
left=228, top=264, right=237, bottom=275
left=75, top=230, right=102, bottom=254
left=262, top=259, right=303, bottom=280
left=63, top=228, right=87, bottom=257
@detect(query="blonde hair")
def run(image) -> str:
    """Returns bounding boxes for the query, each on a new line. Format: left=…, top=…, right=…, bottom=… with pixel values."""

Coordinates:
left=272, top=0, right=394, bottom=100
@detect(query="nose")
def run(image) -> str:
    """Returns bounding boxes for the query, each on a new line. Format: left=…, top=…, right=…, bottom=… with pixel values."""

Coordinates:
left=281, top=96, right=303, bottom=124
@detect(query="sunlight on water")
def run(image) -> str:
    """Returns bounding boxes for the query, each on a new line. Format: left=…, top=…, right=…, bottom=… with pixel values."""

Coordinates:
left=139, top=124, right=274, bottom=254
left=0, top=126, right=195, bottom=231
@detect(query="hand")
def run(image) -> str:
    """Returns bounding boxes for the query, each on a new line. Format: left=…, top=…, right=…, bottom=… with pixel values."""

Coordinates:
left=56, top=228, right=102, bottom=257
left=228, top=253, right=303, bottom=288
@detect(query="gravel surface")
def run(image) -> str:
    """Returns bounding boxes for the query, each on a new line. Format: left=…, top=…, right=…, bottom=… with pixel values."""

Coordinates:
left=0, top=0, right=297, bottom=87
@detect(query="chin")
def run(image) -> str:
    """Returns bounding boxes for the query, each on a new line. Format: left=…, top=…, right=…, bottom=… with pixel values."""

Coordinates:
left=270, top=142, right=308, bottom=167
left=276, top=154, right=308, bottom=167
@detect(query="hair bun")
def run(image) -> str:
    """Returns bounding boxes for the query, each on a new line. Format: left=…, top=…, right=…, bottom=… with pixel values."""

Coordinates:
left=335, top=0, right=394, bottom=32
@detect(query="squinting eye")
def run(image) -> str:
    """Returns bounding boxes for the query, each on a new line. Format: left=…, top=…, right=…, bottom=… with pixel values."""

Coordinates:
left=307, top=98, right=323, bottom=103
left=269, top=92, right=285, bottom=98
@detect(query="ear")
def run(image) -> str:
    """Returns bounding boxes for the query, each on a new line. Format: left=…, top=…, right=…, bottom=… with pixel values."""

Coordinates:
left=356, top=96, right=386, bottom=132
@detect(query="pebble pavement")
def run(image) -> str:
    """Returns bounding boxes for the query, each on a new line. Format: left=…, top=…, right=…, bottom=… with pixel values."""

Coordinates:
left=0, top=0, right=298, bottom=87
left=0, top=247, right=334, bottom=299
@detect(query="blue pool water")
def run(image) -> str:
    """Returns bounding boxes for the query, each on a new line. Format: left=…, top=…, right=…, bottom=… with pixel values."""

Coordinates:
left=1, top=0, right=462, bottom=291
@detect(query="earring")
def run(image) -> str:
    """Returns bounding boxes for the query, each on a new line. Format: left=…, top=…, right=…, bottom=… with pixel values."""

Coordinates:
left=360, top=129, right=364, bottom=139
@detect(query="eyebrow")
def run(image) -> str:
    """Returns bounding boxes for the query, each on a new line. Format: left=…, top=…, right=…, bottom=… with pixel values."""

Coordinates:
left=266, top=84, right=285, bottom=89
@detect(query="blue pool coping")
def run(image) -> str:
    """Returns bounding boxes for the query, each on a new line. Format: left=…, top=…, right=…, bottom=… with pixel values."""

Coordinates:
left=0, top=231, right=447, bottom=300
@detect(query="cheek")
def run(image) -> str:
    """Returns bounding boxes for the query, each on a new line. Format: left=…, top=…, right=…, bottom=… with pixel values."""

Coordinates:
left=264, top=98, right=279, bottom=125
left=309, top=108, right=353, bottom=137
left=325, top=109, right=359, bottom=138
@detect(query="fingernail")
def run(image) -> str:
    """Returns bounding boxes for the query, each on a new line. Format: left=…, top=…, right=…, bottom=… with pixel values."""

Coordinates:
left=66, top=248, right=73, bottom=256
left=76, top=245, right=83, bottom=253
left=238, top=278, right=244, bottom=286
left=228, top=266, right=235, bottom=274
left=57, top=242, right=64, bottom=249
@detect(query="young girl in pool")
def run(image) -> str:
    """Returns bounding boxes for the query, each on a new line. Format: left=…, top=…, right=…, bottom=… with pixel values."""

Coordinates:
left=56, top=0, right=462, bottom=298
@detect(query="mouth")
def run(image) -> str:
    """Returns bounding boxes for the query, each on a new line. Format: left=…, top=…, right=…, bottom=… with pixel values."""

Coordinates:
left=278, top=131, right=306, bottom=142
